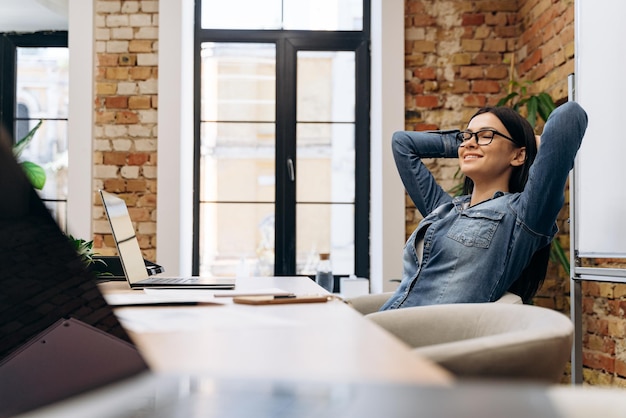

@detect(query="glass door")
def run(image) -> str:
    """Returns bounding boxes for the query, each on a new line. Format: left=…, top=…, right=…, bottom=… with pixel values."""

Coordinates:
left=195, top=1, right=370, bottom=282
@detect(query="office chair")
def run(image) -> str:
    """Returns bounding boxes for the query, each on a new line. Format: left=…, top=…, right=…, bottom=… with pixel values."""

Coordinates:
left=365, top=302, right=573, bottom=382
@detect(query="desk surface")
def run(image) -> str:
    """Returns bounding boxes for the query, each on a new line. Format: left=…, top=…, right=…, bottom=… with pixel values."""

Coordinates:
left=98, top=276, right=451, bottom=385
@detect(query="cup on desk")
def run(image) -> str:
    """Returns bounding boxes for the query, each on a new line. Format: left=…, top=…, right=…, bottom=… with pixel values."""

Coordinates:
left=340, top=275, right=369, bottom=298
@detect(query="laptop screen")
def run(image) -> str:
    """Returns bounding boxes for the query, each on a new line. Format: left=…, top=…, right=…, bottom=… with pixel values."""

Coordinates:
left=100, top=190, right=151, bottom=284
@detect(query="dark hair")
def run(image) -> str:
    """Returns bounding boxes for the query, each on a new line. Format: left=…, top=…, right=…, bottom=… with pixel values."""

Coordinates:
left=462, top=106, right=548, bottom=303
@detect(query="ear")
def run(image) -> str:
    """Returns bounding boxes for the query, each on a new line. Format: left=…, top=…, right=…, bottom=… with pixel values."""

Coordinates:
left=510, top=147, right=526, bottom=167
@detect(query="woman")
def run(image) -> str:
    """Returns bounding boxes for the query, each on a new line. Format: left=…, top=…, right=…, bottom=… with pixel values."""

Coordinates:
left=380, top=101, right=588, bottom=310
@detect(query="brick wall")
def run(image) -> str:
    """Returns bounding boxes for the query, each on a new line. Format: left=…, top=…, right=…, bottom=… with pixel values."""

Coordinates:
left=403, top=0, right=626, bottom=387
left=93, top=0, right=159, bottom=261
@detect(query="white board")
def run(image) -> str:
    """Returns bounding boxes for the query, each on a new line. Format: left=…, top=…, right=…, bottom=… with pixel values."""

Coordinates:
left=575, top=0, right=626, bottom=257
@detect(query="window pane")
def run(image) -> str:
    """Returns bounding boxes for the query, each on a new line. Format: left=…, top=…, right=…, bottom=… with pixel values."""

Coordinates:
left=16, top=47, right=69, bottom=120
left=297, top=51, right=355, bottom=122
left=284, top=0, right=363, bottom=30
left=296, top=203, right=354, bottom=276
left=296, top=123, right=354, bottom=203
left=200, top=122, right=275, bottom=202
left=201, top=0, right=363, bottom=30
left=15, top=46, right=69, bottom=231
left=201, top=43, right=276, bottom=122
left=200, top=203, right=275, bottom=276
left=201, top=0, right=282, bottom=30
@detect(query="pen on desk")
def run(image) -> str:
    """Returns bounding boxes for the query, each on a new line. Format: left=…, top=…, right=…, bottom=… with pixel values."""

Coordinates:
left=273, top=294, right=297, bottom=299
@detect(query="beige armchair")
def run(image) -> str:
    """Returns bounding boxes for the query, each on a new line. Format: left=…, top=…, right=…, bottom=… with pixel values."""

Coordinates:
left=365, top=302, right=574, bottom=382
left=347, top=291, right=522, bottom=315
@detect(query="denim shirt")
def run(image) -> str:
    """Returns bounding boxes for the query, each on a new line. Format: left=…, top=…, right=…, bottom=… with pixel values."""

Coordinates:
left=380, top=102, right=588, bottom=310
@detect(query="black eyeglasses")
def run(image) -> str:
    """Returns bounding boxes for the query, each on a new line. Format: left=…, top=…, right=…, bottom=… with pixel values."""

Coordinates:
left=456, top=129, right=515, bottom=146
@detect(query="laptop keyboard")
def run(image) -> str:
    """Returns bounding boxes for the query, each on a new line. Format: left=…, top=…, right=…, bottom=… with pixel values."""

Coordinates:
left=140, top=277, right=199, bottom=284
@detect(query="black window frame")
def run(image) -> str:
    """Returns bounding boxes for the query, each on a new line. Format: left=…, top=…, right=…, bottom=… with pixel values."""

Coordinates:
left=192, top=2, right=371, bottom=280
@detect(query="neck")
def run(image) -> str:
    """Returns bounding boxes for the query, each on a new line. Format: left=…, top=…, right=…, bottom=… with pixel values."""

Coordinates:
left=469, top=180, right=509, bottom=206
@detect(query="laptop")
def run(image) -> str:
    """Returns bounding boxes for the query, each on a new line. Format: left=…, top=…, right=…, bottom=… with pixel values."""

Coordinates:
left=99, top=189, right=235, bottom=289
left=0, top=130, right=149, bottom=417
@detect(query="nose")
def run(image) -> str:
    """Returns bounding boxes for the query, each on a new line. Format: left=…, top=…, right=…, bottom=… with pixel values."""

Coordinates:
left=460, top=137, right=479, bottom=148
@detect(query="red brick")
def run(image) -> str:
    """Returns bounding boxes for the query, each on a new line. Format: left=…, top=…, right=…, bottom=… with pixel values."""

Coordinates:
left=412, top=14, right=435, bottom=27
left=484, top=39, right=507, bottom=53
left=415, top=95, right=439, bottom=108
left=413, top=67, right=436, bottom=80
left=462, top=13, right=485, bottom=26
left=103, top=179, right=126, bottom=192
left=472, top=80, right=501, bottom=94
left=103, top=152, right=127, bottom=166
left=474, top=53, right=502, bottom=65
left=126, top=179, right=148, bottom=192
left=105, top=96, right=128, bottom=109
left=460, top=66, right=484, bottom=79
left=414, top=123, right=438, bottom=131
left=584, top=316, right=609, bottom=335
left=519, top=49, right=542, bottom=74
left=128, top=153, right=150, bottom=166
left=616, top=359, right=626, bottom=378
left=485, top=66, right=509, bottom=79
left=583, top=352, right=615, bottom=373
left=476, top=0, right=517, bottom=13
left=449, top=80, right=470, bottom=94
left=485, top=12, right=508, bottom=26
left=494, top=25, right=518, bottom=38
left=463, top=95, right=486, bottom=107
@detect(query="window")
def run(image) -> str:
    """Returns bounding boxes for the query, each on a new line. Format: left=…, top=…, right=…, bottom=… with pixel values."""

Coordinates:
left=0, top=32, right=69, bottom=230
left=195, top=1, right=370, bottom=285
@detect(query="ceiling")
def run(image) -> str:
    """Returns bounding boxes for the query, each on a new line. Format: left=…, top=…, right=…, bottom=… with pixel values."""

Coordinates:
left=0, top=0, right=68, bottom=33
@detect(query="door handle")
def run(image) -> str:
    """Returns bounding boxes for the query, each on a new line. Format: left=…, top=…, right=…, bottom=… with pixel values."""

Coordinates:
left=287, top=158, right=295, bottom=182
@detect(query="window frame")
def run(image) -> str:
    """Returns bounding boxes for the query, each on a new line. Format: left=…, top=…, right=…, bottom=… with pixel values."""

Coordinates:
left=193, top=2, right=370, bottom=279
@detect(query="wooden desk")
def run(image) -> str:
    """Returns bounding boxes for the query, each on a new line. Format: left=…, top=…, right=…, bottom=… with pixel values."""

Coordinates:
left=98, top=277, right=451, bottom=385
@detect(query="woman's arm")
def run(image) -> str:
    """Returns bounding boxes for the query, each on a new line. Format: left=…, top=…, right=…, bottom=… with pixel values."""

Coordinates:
left=520, top=101, right=588, bottom=234
left=391, top=129, right=460, bottom=216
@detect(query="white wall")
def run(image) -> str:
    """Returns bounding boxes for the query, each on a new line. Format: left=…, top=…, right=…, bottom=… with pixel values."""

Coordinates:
left=67, top=0, right=94, bottom=240
left=156, top=0, right=195, bottom=276
left=370, top=0, right=405, bottom=292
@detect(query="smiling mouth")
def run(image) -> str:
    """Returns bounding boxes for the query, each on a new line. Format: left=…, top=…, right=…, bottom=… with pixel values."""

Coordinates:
left=463, top=154, right=481, bottom=160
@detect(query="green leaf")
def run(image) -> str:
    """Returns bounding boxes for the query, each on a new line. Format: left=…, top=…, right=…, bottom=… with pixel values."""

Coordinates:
left=550, top=240, right=570, bottom=276
left=13, top=120, right=43, bottom=158
left=20, top=161, right=46, bottom=190
left=496, top=92, right=519, bottom=107
left=526, top=96, right=539, bottom=128
left=536, top=93, right=556, bottom=122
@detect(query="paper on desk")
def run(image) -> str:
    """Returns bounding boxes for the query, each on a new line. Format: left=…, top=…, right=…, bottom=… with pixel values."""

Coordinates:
left=142, top=287, right=293, bottom=299
left=103, top=291, right=226, bottom=306
left=104, top=287, right=292, bottom=306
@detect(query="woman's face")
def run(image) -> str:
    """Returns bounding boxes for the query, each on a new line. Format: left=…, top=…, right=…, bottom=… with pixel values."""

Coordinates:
left=458, top=112, right=526, bottom=186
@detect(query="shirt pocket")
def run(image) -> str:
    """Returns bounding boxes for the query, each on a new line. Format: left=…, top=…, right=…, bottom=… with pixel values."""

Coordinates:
left=446, top=209, right=504, bottom=248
